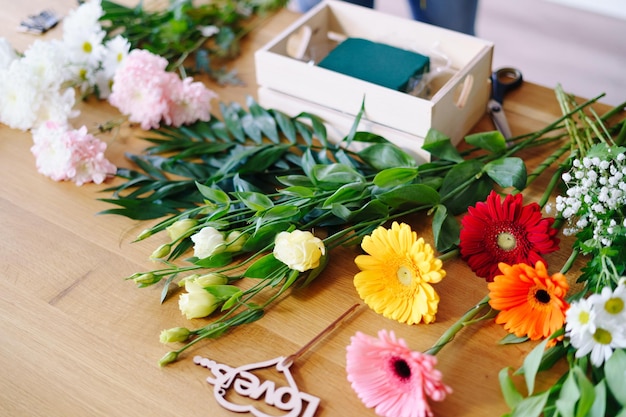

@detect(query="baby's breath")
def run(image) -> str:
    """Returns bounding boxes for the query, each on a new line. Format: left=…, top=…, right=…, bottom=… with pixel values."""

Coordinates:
left=556, top=143, right=626, bottom=250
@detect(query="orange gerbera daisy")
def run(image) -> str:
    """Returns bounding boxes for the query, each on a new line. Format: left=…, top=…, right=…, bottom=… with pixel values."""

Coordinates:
left=488, top=261, right=569, bottom=342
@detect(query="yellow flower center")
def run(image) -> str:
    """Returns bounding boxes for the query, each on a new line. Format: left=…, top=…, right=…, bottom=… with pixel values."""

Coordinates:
left=397, top=265, right=414, bottom=286
left=497, top=232, right=517, bottom=251
left=82, top=41, right=93, bottom=53
left=578, top=311, right=590, bottom=324
left=593, top=328, right=613, bottom=345
left=117, top=52, right=123, bottom=62
left=79, top=68, right=88, bottom=80
left=605, top=297, right=624, bottom=315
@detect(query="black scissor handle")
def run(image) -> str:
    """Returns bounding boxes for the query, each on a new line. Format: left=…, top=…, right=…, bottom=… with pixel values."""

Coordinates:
left=491, top=67, right=523, bottom=104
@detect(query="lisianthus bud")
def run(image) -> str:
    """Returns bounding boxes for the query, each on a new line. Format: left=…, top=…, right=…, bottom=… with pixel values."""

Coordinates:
left=150, top=243, right=171, bottom=260
left=225, top=230, right=248, bottom=252
left=159, top=327, right=191, bottom=343
left=273, top=230, right=326, bottom=272
left=193, top=273, right=229, bottom=287
left=158, top=351, right=179, bottom=367
left=179, top=282, right=220, bottom=319
left=191, top=226, right=226, bottom=259
left=133, top=272, right=159, bottom=286
left=166, top=219, right=197, bottom=241
left=136, top=228, right=153, bottom=241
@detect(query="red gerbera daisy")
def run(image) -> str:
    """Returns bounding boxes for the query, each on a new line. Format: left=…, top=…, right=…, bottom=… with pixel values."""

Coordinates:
left=459, top=191, right=559, bottom=281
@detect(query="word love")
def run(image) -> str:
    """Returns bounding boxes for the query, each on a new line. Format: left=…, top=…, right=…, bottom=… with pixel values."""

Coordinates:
left=193, top=355, right=320, bottom=417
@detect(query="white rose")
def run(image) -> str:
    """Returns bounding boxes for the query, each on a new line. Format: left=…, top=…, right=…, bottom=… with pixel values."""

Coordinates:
left=273, top=230, right=326, bottom=272
left=191, top=226, right=225, bottom=259
left=178, top=281, right=219, bottom=319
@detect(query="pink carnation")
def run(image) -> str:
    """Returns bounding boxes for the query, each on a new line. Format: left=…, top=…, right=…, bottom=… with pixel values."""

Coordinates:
left=167, top=77, right=217, bottom=126
left=30, top=121, right=116, bottom=186
left=109, top=49, right=218, bottom=130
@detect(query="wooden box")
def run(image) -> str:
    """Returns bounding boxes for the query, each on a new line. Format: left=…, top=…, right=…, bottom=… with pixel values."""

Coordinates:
left=254, top=0, right=494, bottom=154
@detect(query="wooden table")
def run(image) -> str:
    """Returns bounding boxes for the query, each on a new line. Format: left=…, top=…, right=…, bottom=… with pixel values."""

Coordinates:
left=0, top=1, right=612, bottom=416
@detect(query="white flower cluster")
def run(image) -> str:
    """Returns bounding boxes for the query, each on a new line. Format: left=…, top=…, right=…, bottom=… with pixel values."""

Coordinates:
left=566, top=280, right=626, bottom=367
left=555, top=145, right=626, bottom=248
left=0, top=0, right=130, bottom=131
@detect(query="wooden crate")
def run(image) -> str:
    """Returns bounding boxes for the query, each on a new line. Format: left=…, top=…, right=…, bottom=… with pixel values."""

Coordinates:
left=255, top=0, right=494, bottom=148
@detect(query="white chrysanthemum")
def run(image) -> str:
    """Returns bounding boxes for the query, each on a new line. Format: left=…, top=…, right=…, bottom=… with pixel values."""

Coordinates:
left=35, top=88, right=79, bottom=128
left=21, top=39, right=69, bottom=90
left=0, top=62, right=41, bottom=130
left=63, top=0, right=104, bottom=38
left=0, top=38, right=17, bottom=70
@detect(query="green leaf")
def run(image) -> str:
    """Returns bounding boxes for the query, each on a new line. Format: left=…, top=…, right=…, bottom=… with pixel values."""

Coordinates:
left=276, top=175, right=314, bottom=188
left=195, top=182, right=230, bottom=205
left=431, top=204, right=460, bottom=252
left=204, top=285, right=242, bottom=301
left=279, top=186, right=315, bottom=198
left=376, top=184, right=440, bottom=209
left=358, top=142, right=417, bottom=170
left=373, top=167, right=419, bottom=188
left=573, top=366, right=596, bottom=417
left=247, top=96, right=279, bottom=143
left=510, top=391, right=550, bottom=417
left=239, top=144, right=290, bottom=174
left=311, top=164, right=365, bottom=189
left=323, top=183, right=367, bottom=208
left=232, top=191, right=274, bottom=212
left=606, top=348, right=626, bottom=406
left=516, top=338, right=550, bottom=395
left=555, top=370, right=579, bottom=417
left=244, top=254, right=283, bottom=278
left=422, top=129, right=464, bottom=162
left=192, top=252, right=233, bottom=268
left=300, top=252, right=329, bottom=287
left=439, top=160, right=493, bottom=215
left=499, top=367, right=523, bottom=409
left=243, top=222, right=291, bottom=252
left=484, top=157, right=528, bottom=190
left=589, top=380, right=607, bottom=417
left=256, top=206, right=300, bottom=226
left=465, top=130, right=507, bottom=153
left=499, top=334, right=530, bottom=345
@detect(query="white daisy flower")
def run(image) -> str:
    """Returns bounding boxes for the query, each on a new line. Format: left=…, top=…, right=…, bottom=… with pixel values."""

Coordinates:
left=589, top=285, right=626, bottom=324
left=565, top=297, right=596, bottom=344
left=572, top=320, right=626, bottom=367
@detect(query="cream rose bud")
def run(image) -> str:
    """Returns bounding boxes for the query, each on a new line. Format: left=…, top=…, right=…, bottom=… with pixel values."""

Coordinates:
left=166, top=219, right=197, bottom=241
left=159, top=327, right=191, bottom=343
left=178, top=282, right=219, bottom=319
left=191, top=226, right=226, bottom=259
left=273, top=230, right=326, bottom=272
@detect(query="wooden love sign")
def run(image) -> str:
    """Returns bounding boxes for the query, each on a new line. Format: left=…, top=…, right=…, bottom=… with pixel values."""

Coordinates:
left=193, top=355, right=320, bottom=417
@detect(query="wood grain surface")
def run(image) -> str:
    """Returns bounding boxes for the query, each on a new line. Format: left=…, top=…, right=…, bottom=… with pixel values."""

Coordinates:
left=0, top=1, right=611, bottom=416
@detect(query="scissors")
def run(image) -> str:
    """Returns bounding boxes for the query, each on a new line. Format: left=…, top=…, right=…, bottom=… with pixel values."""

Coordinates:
left=487, top=67, right=523, bottom=139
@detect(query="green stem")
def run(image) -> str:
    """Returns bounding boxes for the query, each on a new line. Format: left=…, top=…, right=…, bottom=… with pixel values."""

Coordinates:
left=424, top=294, right=492, bottom=356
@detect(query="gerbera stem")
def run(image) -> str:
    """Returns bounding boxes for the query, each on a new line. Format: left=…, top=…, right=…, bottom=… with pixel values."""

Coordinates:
left=424, top=294, right=491, bottom=356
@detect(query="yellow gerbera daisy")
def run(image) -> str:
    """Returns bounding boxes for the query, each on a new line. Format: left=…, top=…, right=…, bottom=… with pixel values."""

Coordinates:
left=354, top=222, right=446, bottom=324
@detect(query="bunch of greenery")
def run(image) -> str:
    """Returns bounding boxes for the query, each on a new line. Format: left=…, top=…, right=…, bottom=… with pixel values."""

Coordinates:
left=99, top=95, right=607, bottom=364
left=99, top=0, right=289, bottom=83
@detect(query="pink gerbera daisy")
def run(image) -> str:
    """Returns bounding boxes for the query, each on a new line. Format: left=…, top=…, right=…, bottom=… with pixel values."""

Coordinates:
left=346, top=330, right=451, bottom=417
left=459, top=191, right=560, bottom=281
